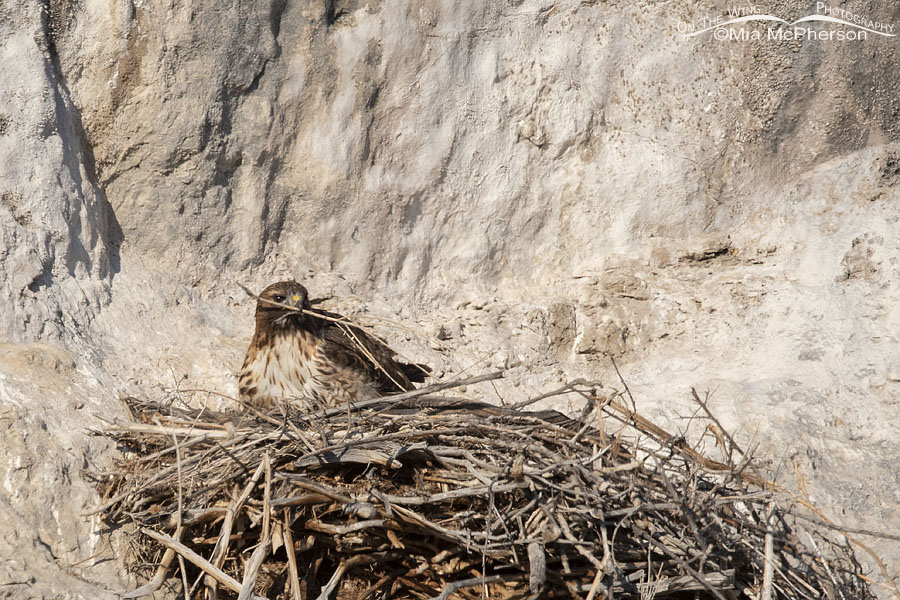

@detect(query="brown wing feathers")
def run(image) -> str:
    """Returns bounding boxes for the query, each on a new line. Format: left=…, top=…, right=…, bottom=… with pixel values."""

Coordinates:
left=316, top=310, right=429, bottom=394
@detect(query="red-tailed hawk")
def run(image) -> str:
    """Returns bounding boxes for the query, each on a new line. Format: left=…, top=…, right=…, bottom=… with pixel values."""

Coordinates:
left=239, top=281, right=429, bottom=407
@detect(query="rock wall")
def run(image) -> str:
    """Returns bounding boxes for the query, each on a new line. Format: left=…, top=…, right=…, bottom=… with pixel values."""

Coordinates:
left=0, top=2, right=116, bottom=343
left=1, top=0, right=899, bottom=596
left=47, top=0, right=900, bottom=299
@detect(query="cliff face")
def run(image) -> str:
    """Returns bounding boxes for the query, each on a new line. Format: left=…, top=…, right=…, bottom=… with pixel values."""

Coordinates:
left=2, top=0, right=899, bottom=596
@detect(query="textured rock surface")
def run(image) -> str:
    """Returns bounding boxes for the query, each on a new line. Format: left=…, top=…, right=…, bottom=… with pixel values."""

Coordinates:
left=0, top=2, right=116, bottom=344
left=2, top=0, right=900, bottom=596
left=0, top=343, right=124, bottom=599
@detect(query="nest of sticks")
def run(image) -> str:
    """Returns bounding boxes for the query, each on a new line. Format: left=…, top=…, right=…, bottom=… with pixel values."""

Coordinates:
left=93, top=374, right=874, bottom=600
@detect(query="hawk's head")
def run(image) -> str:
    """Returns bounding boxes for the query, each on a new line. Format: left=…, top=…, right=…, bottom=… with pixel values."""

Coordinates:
left=255, top=280, right=311, bottom=329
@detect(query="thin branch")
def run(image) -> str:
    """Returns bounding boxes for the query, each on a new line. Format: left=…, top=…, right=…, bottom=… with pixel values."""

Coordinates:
left=761, top=501, right=775, bottom=600
left=283, top=510, right=303, bottom=600
left=141, top=528, right=266, bottom=600
left=607, top=354, right=636, bottom=412
left=237, top=453, right=272, bottom=600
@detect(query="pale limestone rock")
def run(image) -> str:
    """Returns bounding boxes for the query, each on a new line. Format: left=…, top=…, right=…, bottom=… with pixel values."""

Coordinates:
left=1, top=0, right=900, bottom=596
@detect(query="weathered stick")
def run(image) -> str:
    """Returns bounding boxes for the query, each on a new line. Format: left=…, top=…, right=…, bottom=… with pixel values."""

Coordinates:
left=121, top=536, right=179, bottom=599
left=761, top=501, right=775, bottom=600
left=429, top=575, right=524, bottom=600
left=237, top=454, right=272, bottom=600
left=206, top=459, right=267, bottom=597
left=322, top=370, right=506, bottom=417
left=140, top=528, right=265, bottom=600
left=282, top=510, right=302, bottom=600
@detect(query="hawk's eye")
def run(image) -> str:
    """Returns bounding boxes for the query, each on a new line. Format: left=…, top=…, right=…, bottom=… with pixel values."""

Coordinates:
left=273, top=295, right=286, bottom=303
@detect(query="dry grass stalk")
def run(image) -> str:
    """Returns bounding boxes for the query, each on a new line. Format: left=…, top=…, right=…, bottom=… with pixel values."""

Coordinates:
left=94, top=377, right=877, bottom=600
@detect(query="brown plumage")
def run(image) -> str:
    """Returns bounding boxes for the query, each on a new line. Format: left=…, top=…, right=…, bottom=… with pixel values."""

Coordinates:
left=239, top=281, right=429, bottom=407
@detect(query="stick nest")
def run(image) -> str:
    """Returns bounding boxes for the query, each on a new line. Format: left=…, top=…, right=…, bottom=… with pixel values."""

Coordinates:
left=94, top=377, right=874, bottom=600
